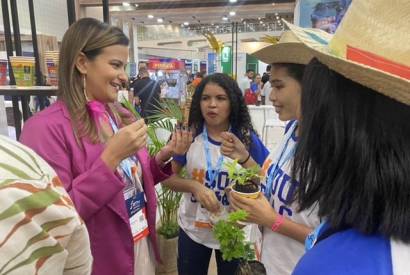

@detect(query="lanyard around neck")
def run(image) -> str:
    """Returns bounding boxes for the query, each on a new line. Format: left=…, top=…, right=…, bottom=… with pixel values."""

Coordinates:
left=264, top=121, right=297, bottom=198
left=108, top=115, right=135, bottom=184
left=202, top=125, right=227, bottom=186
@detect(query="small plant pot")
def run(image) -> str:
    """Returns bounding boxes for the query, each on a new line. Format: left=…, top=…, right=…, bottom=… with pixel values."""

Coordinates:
left=231, top=181, right=260, bottom=199
left=155, top=233, right=178, bottom=274
left=235, top=260, right=266, bottom=275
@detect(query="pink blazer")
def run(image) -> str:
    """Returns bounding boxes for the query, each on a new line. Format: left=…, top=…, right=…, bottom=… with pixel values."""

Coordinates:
left=20, top=101, right=171, bottom=275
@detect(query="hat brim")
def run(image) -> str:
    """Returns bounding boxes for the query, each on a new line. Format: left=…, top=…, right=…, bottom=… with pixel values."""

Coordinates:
left=284, top=22, right=410, bottom=105
left=251, top=42, right=315, bottom=65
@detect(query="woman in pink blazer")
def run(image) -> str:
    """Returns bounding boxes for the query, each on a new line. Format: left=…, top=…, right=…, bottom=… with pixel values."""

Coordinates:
left=20, top=18, right=190, bottom=275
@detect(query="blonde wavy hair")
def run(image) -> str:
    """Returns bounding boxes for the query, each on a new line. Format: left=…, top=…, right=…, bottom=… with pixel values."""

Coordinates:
left=57, top=17, right=129, bottom=143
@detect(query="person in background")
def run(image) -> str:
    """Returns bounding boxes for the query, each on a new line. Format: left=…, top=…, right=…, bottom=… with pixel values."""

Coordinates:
left=20, top=18, right=191, bottom=275
left=164, top=73, right=269, bottom=275
left=261, top=65, right=272, bottom=105
left=223, top=29, right=328, bottom=274
left=238, top=69, right=254, bottom=96
left=191, top=72, right=204, bottom=87
left=0, top=135, right=92, bottom=274
left=130, top=68, right=161, bottom=120
left=253, top=74, right=263, bottom=105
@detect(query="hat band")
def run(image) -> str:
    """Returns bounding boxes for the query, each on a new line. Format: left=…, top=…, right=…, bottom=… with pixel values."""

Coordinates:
left=346, top=45, right=410, bottom=80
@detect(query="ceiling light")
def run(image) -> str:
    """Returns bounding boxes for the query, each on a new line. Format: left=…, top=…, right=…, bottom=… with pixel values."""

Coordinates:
left=122, top=2, right=130, bottom=6
left=222, top=16, right=228, bottom=21
left=272, top=2, right=276, bottom=6
left=229, top=0, right=237, bottom=3
left=184, top=21, right=189, bottom=26
left=157, top=18, right=163, bottom=23
left=259, top=21, right=263, bottom=24
left=229, top=11, right=236, bottom=16
left=134, top=4, right=139, bottom=8
left=274, top=12, right=279, bottom=16
left=147, top=14, right=154, bottom=19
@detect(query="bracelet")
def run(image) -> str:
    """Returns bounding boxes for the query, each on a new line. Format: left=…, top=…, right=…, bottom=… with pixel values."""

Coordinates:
left=271, top=215, right=285, bottom=232
left=238, top=152, right=251, bottom=165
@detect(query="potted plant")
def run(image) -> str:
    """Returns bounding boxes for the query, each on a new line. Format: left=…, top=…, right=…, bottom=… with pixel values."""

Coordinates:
left=225, top=160, right=261, bottom=199
left=213, top=210, right=266, bottom=275
left=155, top=185, right=182, bottom=274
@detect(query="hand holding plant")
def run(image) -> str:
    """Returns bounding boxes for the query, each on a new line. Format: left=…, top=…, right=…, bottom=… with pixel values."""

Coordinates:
left=229, top=191, right=277, bottom=227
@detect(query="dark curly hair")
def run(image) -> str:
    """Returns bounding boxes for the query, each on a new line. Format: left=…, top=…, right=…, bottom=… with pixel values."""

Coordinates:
left=293, top=58, right=410, bottom=242
left=188, top=73, right=255, bottom=149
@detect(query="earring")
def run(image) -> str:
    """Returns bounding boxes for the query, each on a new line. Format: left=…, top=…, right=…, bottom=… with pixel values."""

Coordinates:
left=83, top=74, right=90, bottom=102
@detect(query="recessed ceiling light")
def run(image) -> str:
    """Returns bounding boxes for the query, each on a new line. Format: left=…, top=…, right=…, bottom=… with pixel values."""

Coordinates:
left=229, top=0, right=237, bottom=3
left=134, top=4, right=139, bottom=8
left=184, top=21, right=189, bottom=26
left=157, top=18, right=163, bottom=23
left=147, top=14, right=154, bottom=19
left=122, top=2, right=130, bottom=7
left=272, top=2, right=276, bottom=6
left=229, top=11, right=236, bottom=16
left=222, top=16, right=228, bottom=21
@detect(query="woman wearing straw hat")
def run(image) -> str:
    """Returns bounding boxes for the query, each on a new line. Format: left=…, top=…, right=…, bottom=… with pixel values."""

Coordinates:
left=221, top=29, right=331, bottom=274
left=282, top=0, right=410, bottom=274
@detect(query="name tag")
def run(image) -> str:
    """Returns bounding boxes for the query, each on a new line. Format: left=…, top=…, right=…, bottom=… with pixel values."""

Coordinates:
left=125, top=190, right=149, bottom=243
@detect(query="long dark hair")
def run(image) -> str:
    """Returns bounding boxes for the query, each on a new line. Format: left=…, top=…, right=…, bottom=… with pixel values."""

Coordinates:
left=293, top=58, right=410, bottom=242
left=188, top=73, right=255, bottom=148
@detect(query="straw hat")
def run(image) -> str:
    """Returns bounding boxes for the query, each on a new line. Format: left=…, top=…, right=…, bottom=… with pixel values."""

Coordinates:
left=252, top=29, right=332, bottom=65
left=254, top=0, right=410, bottom=105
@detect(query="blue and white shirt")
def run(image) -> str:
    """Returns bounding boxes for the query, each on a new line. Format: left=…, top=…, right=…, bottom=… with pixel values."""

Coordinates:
left=293, top=226, right=410, bottom=275
left=174, top=129, right=268, bottom=249
left=260, top=120, right=320, bottom=275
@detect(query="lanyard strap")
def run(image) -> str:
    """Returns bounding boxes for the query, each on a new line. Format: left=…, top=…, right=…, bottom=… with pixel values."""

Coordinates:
left=264, top=121, right=297, bottom=198
left=202, top=125, right=226, bottom=185
left=108, top=115, right=136, bottom=185
left=305, top=221, right=327, bottom=251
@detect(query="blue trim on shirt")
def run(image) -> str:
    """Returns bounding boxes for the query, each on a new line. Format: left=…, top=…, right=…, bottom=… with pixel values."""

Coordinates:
left=293, top=228, right=393, bottom=275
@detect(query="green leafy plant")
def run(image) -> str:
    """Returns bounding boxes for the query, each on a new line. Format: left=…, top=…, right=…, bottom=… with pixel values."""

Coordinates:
left=225, top=160, right=261, bottom=185
left=121, top=95, right=185, bottom=239
left=148, top=98, right=184, bottom=123
left=156, top=185, right=183, bottom=239
left=213, top=210, right=255, bottom=261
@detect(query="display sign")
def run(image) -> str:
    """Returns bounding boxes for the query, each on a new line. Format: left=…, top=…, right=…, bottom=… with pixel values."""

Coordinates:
left=221, top=46, right=232, bottom=75
left=148, top=59, right=185, bottom=71
left=299, top=0, right=352, bottom=33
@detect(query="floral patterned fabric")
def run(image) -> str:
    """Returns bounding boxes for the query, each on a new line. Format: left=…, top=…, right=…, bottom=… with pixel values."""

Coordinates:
left=0, top=135, right=92, bottom=275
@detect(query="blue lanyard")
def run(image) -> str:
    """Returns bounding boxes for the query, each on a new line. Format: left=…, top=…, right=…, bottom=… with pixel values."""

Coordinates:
left=108, top=115, right=135, bottom=183
left=264, top=121, right=297, bottom=198
left=202, top=125, right=226, bottom=186
left=305, top=221, right=327, bottom=251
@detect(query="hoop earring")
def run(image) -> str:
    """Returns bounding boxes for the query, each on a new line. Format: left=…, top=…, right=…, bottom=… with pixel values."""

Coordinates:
left=83, top=74, right=90, bottom=102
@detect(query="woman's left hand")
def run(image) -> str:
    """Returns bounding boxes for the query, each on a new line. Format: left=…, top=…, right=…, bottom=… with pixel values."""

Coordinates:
left=229, top=191, right=276, bottom=227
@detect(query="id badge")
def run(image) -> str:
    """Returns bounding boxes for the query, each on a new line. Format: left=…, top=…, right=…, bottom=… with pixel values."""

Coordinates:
left=125, top=191, right=149, bottom=243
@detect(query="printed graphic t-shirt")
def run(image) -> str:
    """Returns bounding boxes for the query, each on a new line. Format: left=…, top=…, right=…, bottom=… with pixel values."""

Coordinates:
left=260, top=121, right=320, bottom=275
left=175, top=130, right=268, bottom=249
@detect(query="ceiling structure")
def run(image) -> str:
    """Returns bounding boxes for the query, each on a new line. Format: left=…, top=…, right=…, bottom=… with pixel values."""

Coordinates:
left=79, top=0, right=296, bottom=27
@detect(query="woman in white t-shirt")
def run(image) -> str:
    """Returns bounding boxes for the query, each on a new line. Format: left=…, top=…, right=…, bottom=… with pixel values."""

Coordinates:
left=164, top=73, right=269, bottom=275
left=222, top=61, right=320, bottom=275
